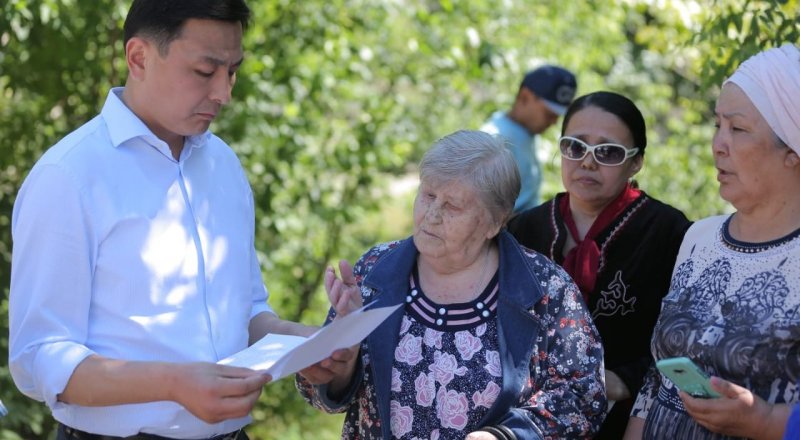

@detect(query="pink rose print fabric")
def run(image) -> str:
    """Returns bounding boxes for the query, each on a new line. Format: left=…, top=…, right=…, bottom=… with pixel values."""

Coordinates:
left=455, top=331, right=482, bottom=360
left=430, top=351, right=467, bottom=386
left=435, top=387, right=470, bottom=430
left=423, top=328, right=442, bottom=349
left=391, top=368, right=402, bottom=393
left=414, top=372, right=435, bottom=407
left=473, top=381, right=501, bottom=409
left=389, top=276, right=502, bottom=440
left=390, top=400, right=414, bottom=438
left=395, top=333, right=423, bottom=366
left=484, top=350, right=502, bottom=377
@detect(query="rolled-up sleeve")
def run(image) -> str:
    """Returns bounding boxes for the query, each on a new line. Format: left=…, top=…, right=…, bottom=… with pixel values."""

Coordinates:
left=9, top=164, right=95, bottom=406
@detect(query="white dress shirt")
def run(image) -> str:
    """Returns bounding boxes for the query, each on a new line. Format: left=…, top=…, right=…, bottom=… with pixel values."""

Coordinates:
left=9, top=88, right=274, bottom=438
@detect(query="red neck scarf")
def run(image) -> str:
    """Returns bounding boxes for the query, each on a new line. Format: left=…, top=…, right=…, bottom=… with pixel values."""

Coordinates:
left=559, top=184, right=641, bottom=300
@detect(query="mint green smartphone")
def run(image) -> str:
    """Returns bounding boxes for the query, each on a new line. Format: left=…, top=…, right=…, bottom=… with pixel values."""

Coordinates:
left=656, top=357, right=721, bottom=398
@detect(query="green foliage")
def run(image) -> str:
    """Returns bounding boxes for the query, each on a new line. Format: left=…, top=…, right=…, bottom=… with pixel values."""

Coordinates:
left=691, top=0, right=800, bottom=89
left=0, top=0, right=794, bottom=438
left=609, top=0, right=732, bottom=217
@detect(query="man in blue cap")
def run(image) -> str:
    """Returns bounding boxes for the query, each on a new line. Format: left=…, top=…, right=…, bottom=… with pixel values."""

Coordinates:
left=481, top=65, right=577, bottom=213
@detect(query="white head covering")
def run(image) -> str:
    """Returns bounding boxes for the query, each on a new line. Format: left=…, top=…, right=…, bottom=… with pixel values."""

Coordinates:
left=724, top=43, right=800, bottom=153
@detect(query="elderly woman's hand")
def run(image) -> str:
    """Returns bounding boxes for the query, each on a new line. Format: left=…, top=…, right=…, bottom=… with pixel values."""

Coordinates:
left=325, top=260, right=363, bottom=317
left=681, top=377, right=790, bottom=439
left=297, top=260, right=363, bottom=396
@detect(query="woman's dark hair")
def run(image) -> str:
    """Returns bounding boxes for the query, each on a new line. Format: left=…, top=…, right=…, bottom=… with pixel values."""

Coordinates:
left=561, top=91, right=647, bottom=155
left=123, top=0, right=251, bottom=54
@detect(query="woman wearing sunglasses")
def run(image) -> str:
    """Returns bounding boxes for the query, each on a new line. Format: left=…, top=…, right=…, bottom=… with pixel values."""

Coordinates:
left=507, top=91, right=691, bottom=439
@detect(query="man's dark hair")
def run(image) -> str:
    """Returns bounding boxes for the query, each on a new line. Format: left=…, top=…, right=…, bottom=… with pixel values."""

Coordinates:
left=123, top=0, right=250, bottom=54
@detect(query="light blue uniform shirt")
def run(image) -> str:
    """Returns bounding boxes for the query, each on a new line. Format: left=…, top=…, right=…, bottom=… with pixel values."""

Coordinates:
left=9, top=88, right=274, bottom=437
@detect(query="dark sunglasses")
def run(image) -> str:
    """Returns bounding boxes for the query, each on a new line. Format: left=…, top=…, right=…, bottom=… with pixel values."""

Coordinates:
left=558, top=136, right=639, bottom=166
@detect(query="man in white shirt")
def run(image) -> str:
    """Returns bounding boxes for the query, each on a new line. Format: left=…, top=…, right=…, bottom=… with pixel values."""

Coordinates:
left=8, top=1, right=318, bottom=439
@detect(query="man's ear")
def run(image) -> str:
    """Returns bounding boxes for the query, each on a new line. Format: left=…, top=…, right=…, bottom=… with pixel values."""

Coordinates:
left=125, top=37, right=150, bottom=81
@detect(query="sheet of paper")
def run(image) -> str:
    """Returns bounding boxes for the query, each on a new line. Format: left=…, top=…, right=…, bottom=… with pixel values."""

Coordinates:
left=218, top=303, right=401, bottom=381
left=218, top=333, right=308, bottom=372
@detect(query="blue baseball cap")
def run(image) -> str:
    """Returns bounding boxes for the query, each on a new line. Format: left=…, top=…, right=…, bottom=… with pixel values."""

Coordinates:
left=521, top=65, right=577, bottom=115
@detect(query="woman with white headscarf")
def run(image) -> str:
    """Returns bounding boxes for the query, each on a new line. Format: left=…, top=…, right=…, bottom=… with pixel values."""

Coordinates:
left=624, top=43, right=800, bottom=440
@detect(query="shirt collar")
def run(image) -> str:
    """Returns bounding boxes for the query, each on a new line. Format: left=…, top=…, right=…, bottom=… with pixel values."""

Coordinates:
left=101, top=87, right=211, bottom=152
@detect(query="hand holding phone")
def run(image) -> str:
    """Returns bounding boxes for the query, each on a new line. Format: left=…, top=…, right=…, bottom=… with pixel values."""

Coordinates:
left=656, top=357, right=721, bottom=398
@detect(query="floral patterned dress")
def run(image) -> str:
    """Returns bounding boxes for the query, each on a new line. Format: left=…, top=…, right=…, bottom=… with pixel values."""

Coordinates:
left=631, top=215, right=800, bottom=439
left=296, top=232, right=607, bottom=440
left=388, top=267, right=502, bottom=439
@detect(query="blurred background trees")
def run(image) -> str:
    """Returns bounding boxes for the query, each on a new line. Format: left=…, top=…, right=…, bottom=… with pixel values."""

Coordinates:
left=1, top=0, right=797, bottom=438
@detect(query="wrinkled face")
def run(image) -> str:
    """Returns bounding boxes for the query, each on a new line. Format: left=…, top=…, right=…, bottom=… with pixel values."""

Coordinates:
left=413, top=178, right=500, bottom=265
left=560, top=106, right=642, bottom=209
left=713, top=83, right=789, bottom=210
left=131, top=18, right=243, bottom=147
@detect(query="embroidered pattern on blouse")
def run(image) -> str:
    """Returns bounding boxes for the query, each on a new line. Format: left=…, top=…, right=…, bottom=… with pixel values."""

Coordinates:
left=592, top=270, right=636, bottom=319
left=547, top=194, right=649, bottom=275
left=547, top=200, right=560, bottom=260
left=596, top=196, right=648, bottom=274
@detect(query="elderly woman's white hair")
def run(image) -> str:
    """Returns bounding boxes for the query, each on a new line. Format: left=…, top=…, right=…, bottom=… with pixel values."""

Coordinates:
left=419, top=130, right=521, bottom=225
left=724, top=43, right=800, bottom=153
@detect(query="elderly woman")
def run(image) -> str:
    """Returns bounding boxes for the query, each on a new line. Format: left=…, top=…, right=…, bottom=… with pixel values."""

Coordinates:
left=624, top=44, right=800, bottom=439
left=507, top=91, right=691, bottom=439
left=296, top=130, right=606, bottom=439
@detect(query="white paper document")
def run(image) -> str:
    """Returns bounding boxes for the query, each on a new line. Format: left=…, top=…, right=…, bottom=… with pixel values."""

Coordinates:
left=218, top=303, right=401, bottom=381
